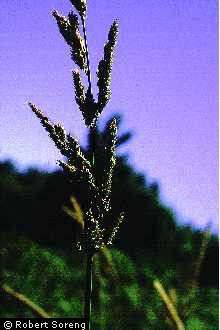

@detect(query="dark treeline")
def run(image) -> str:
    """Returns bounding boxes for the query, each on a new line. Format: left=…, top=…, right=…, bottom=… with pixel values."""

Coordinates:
left=0, top=116, right=218, bottom=288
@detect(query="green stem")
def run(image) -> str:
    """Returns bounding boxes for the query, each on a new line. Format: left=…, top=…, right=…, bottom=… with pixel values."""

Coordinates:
left=84, top=253, right=93, bottom=328
left=83, top=127, right=96, bottom=328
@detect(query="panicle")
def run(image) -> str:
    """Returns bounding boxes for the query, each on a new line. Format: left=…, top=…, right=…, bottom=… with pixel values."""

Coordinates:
left=30, top=1, right=123, bottom=254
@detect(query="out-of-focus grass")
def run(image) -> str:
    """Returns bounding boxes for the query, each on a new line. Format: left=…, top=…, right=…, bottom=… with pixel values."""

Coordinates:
left=0, top=232, right=218, bottom=329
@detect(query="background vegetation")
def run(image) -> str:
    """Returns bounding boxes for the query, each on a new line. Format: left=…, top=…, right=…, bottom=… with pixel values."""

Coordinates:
left=0, top=117, right=218, bottom=329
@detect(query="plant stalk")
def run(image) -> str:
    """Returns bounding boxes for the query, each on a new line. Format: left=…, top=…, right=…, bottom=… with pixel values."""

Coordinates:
left=84, top=253, right=93, bottom=328
left=81, top=16, right=96, bottom=329
left=1, top=284, right=51, bottom=318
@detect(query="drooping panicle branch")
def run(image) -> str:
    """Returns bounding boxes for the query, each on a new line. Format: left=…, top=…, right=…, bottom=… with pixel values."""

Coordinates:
left=28, top=102, right=69, bottom=157
left=28, top=102, right=96, bottom=189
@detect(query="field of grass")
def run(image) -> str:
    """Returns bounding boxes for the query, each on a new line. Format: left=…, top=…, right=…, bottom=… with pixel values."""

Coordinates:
left=0, top=232, right=218, bottom=329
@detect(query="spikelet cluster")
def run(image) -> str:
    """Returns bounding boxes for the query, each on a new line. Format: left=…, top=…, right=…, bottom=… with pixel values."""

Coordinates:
left=72, top=69, right=98, bottom=127
left=97, top=20, right=119, bottom=112
left=101, top=118, right=117, bottom=212
left=70, top=0, right=87, bottom=19
left=28, top=103, right=95, bottom=189
left=81, top=118, right=124, bottom=253
left=29, top=0, right=124, bottom=255
left=52, top=10, right=87, bottom=72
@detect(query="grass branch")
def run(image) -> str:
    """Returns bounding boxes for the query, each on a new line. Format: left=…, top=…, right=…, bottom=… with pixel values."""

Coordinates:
left=191, top=229, right=211, bottom=289
left=1, top=284, right=51, bottom=318
left=153, top=279, right=185, bottom=330
left=84, top=254, right=93, bottom=328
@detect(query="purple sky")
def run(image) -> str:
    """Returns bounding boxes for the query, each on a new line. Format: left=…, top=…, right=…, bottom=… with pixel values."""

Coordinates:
left=0, top=0, right=218, bottom=232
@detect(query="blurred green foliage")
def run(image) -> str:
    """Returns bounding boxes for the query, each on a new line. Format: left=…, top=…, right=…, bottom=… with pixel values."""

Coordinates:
left=0, top=233, right=218, bottom=329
